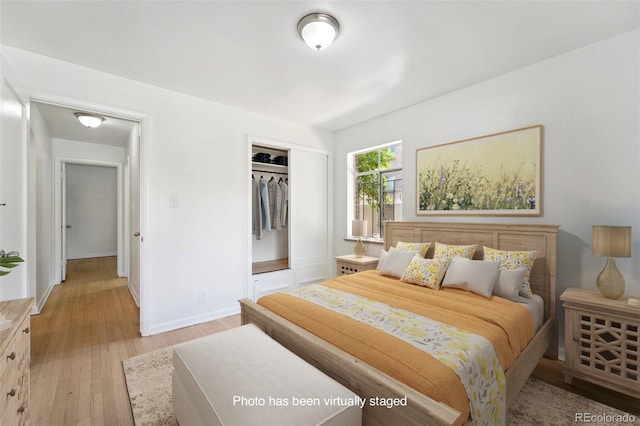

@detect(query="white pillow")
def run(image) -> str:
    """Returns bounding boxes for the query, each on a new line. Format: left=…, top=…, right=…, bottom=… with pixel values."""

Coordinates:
left=441, top=257, right=500, bottom=298
left=483, top=246, right=538, bottom=297
left=376, top=249, right=388, bottom=271
left=493, top=268, right=528, bottom=301
left=378, top=247, right=417, bottom=278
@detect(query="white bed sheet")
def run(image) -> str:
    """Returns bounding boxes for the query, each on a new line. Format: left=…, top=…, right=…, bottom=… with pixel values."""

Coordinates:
left=516, top=294, right=544, bottom=331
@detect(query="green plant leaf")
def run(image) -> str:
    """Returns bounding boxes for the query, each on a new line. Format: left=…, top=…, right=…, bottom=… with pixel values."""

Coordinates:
left=0, top=256, right=24, bottom=276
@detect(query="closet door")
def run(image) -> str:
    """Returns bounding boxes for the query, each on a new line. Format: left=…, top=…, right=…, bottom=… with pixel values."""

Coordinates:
left=289, top=149, right=328, bottom=286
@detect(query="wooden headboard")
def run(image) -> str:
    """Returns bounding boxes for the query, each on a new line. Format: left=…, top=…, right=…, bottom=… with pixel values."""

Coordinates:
left=383, top=221, right=559, bottom=325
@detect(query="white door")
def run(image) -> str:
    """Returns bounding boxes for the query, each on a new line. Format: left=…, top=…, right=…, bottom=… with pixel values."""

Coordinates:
left=60, top=162, right=68, bottom=281
left=129, top=127, right=141, bottom=304
left=289, top=149, right=328, bottom=286
left=0, top=70, right=28, bottom=300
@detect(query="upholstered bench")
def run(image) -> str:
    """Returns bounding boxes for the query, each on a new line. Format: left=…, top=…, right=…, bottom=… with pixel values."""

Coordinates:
left=172, top=323, right=362, bottom=426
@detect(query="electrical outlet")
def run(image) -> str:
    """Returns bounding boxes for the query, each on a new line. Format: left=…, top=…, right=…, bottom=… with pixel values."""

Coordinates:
left=198, top=291, right=206, bottom=303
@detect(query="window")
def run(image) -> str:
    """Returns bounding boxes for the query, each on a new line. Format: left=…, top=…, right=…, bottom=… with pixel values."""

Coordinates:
left=352, top=142, right=402, bottom=239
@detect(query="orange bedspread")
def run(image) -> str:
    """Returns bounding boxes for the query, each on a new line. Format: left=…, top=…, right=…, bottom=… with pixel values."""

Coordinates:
left=257, top=270, right=536, bottom=424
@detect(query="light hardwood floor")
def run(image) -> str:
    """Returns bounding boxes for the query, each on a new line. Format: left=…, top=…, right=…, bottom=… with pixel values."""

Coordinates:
left=30, top=257, right=240, bottom=425
left=30, top=257, right=638, bottom=425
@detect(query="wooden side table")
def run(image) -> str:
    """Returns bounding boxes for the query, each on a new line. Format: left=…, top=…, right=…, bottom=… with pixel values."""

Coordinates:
left=560, top=288, right=639, bottom=399
left=335, top=254, right=379, bottom=276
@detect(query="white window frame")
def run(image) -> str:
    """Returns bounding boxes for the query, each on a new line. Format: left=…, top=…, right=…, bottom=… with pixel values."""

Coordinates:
left=347, top=140, right=402, bottom=241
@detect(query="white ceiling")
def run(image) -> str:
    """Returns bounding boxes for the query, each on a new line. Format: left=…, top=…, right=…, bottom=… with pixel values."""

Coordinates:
left=32, top=102, right=136, bottom=147
left=3, top=1, right=640, bottom=132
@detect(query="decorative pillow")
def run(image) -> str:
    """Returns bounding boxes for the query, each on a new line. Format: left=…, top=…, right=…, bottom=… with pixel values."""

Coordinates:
left=378, top=247, right=417, bottom=278
left=433, top=242, right=477, bottom=261
left=483, top=247, right=539, bottom=297
left=396, top=241, right=431, bottom=258
left=376, top=249, right=388, bottom=271
left=441, top=257, right=501, bottom=298
left=493, top=268, right=528, bottom=301
left=400, top=255, right=449, bottom=290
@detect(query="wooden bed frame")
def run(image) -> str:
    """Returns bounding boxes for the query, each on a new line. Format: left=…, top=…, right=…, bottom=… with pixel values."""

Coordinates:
left=240, top=222, right=559, bottom=425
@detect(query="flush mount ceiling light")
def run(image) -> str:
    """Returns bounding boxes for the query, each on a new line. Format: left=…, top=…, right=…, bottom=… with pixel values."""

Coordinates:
left=75, top=113, right=104, bottom=128
left=297, top=12, right=340, bottom=51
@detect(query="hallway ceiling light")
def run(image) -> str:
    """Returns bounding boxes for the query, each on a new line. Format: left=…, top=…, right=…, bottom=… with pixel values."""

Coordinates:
left=75, top=113, right=104, bottom=128
left=297, top=13, right=340, bottom=51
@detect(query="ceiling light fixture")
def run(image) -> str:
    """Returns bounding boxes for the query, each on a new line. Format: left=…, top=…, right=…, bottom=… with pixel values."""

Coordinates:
left=297, top=12, right=340, bottom=51
left=75, top=113, right=104, bottom=128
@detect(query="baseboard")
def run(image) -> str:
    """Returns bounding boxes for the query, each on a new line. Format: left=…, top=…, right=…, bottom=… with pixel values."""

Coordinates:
left=146, top=305, right=240, bottom=336
left=34, top=280, right=59, bottom=314
left=67, top=252, right=117, bottom=260
left=128, top=281, right=140, bottom=307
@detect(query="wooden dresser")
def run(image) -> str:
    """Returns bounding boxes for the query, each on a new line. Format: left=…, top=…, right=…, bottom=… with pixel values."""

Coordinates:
left=0, top=298, right=33, bottom=426
left=561, top=288, right=639, bottom=399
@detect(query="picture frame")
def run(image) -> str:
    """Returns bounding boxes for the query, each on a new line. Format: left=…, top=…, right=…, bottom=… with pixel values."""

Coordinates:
left=415, top=125, right=542, bottom=216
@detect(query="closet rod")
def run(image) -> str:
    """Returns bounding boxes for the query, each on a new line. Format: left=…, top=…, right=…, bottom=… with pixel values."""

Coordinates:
left=252, top=169, right=288, bottom=175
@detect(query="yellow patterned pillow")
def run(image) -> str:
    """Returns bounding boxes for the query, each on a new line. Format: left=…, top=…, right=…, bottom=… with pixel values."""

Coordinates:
left=400, top=255, right=449, bottom=290
left=483, top=246, right=539, bottom=297
left=433, top=242, right=477, bottom=261
left=396, top=241, right=431, bottom=258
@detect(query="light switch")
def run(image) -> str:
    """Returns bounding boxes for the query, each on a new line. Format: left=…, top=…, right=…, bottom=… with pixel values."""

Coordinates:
left=168, top=195, right=178, bottom=208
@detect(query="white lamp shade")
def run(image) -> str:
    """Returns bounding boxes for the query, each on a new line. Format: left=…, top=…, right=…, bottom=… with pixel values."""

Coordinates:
left=352, top=220, right=367, bottom=237
left=592, top=225, right=631, bottom=257
left=301, top=21, right=336, bottom=50
left=297, top=13, right=340, bottom=51
left=76, top=114, right=104, bottom=128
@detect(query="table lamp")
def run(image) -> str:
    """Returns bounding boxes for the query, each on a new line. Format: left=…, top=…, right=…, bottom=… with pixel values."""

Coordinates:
left=592, top=225, right=631, bottom=299
left=352, top=220, right=367, bottom=258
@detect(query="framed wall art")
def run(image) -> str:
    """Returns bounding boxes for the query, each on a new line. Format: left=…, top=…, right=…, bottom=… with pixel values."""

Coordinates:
left=416, top=125, right=542, bottom=216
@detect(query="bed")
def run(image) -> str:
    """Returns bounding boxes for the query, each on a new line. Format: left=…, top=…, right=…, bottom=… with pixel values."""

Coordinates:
left=239, top=222, right=559, bottom=425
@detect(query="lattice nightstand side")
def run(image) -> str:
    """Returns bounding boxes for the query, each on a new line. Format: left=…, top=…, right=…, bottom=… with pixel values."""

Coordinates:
left=335, top=255, right=379, bottom=276
left=561, top=288, right=639, bottom=399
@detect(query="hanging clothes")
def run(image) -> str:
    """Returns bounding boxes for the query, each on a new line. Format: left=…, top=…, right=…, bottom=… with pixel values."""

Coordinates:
left=279, top=179, right=288, bottom=227
left=259, top=176, right=271, bottom=231
left=268, top=177, right=281, bottom=230
left=252, top=176, right=262, bottom=240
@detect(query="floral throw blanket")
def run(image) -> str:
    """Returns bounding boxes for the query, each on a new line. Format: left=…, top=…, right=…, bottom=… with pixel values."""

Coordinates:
left=285, top=284, right=506, bottom=425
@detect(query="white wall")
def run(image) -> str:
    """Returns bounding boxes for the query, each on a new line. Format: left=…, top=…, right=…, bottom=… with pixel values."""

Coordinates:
left=53, top=138, right=127, bottom=163
left=3, top=46, right=334, bottom=335
left=29, top=104, right=54, bottom=312
left=65, top=164, right=117, bottom=259
left=334, top=30, right=640, bottom=356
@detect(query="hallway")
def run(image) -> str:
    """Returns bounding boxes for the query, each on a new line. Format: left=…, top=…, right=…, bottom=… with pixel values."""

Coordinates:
left=29, top=257, right=240, bottom=425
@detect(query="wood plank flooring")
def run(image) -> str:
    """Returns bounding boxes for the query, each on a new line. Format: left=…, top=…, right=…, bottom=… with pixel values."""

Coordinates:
left=30, top=257, right=240, bottom=425
left=29, top=256, right=638, bottom=425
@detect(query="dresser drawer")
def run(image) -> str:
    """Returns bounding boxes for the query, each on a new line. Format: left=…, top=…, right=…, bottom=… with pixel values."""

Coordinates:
left=0, top=337, right=18, bottom=421
left=0, top=298, right=34, bottom=426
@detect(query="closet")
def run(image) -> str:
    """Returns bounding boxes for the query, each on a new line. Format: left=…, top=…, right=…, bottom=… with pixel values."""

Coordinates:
left=249, top=137, right=329, bottom=301
left=251, top=145, right=290, bottom=273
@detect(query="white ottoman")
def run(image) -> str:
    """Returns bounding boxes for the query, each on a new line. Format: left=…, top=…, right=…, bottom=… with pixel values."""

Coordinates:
left=172, top=324, right=362, bottom=426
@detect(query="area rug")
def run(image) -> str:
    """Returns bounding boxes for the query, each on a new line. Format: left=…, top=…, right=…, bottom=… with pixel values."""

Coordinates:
left=124, top=347, right=638, bottom=426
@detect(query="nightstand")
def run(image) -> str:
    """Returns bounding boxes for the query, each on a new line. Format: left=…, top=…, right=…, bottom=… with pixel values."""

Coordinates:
left=560, top=288, right=639, bottom=399
left=335, top=254, right=379, bottom=276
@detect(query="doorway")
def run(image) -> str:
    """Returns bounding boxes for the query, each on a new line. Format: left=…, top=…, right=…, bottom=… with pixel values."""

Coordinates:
left=31, top=98, right=146, bottom=333
left=61, top=161, right=122, bottom=280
